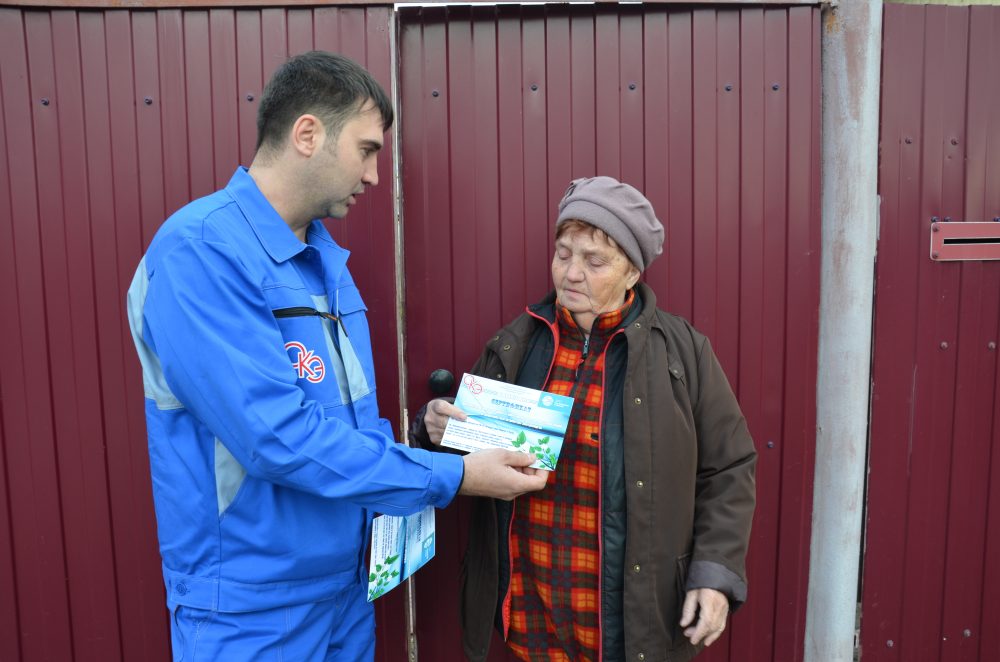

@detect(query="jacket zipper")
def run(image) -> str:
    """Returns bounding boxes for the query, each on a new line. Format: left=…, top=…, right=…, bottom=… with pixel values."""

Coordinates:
left=595, top=327, right=625, bottom=662
left=272, top=307, right=348, bottom=337
left=575, top=333, right=591, bottom=381
left=501, top=309, right=561, bottom=641
left=273, top=306, right=339, bottom=321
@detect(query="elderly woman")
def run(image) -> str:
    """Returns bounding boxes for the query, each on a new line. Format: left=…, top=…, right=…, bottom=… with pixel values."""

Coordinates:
left=411, top=177, right=757, bottom=662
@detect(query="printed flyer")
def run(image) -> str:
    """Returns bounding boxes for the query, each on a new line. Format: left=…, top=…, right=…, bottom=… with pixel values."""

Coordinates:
left=440, top=373, right=574, bottom=470
left=367, top=505, right=435, bottom=601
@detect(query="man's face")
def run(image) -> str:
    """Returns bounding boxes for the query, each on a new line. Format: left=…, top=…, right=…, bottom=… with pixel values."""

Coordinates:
left=313, top=101, right=384, bottom=219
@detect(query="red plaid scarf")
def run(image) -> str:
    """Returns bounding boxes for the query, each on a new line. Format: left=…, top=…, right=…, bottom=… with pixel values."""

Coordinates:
left=505, top=290, right=635, bottom=662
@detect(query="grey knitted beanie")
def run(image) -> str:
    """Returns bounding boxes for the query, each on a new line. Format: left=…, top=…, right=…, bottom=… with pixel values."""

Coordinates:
left=555, top=176, right=664, bottom=271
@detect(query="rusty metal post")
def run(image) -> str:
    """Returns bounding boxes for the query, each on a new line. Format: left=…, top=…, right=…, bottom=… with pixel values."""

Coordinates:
left=390, top=10, right=421, bottom=661
left=805, top=1, right=882, bottom=661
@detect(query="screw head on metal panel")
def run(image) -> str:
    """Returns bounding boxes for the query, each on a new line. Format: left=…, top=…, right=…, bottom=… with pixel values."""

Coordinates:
left=993, top=217, right=1000, bottom=222
left=988, top=342, right=996, bottom=351
left=931, top=216, right=939, bottom=223
left=905, top=137, right=913, bottom=144
left=725, top=84, right=733, bottom=91
left=940, top=341, right=949, bottom=349
left=628, top=82, right=637, bottom=90
left=951, top=138, right=959, bottom=146
left=944, top=217, right=952, bottom=222
left=963, top=629, right=972, bottom=638
left=772, top=83, right=780, bottom=91
left=933, top=225, right=939, bottom=232
left=530, top=84, right=538, bottom=92
left=144, top=96, right=153, bottom=105
left=932, top=251, right=940, bottom=259
left=246, top=94, right=255, bottom=102
left=886, top=640, right=894, bottom=648
left=40, top=98, right=50, bottom=106
left=431, top=89, right=440, bottom=97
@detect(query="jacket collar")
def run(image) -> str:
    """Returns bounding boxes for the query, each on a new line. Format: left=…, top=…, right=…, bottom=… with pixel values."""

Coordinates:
left=632, top=282, right=661, bottom=328
left=224, top=166, right=339, bottom=265
left=526, top=291, right=559, bottom=323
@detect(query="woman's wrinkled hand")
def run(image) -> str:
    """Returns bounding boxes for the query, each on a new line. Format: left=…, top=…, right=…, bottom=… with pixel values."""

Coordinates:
left=680, top=587, right=730, bottom=647
left=424, top=398, right=468, bottom=445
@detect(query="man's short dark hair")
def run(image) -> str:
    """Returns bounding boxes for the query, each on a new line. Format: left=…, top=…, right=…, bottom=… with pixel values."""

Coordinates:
left=255, top=51, right=393, bottom=154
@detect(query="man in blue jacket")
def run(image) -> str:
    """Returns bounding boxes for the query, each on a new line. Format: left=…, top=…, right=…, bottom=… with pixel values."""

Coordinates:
left=126, top=51, right=547, bottom=661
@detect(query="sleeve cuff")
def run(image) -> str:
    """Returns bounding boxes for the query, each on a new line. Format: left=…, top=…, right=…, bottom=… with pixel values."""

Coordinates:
left=685, top=560, right=748, bottom=610
left=426, top=452, right=465, bottom=509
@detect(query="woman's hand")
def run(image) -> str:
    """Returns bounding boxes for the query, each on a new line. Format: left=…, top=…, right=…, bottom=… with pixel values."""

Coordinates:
left=423, top=398, right=468, bottom=445
left=680, top=587, right=730, bottom=646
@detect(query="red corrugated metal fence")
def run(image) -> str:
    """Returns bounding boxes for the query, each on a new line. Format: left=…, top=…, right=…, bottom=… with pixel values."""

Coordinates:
left=3, top=3, right=829, bottom=661
left=0, top=7, right=404, bottom=661
left=863, top=5, right=1000, bottom=661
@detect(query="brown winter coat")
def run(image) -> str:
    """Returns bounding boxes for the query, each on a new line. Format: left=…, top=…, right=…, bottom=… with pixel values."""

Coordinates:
left=415, top=283, right=756, bottom=662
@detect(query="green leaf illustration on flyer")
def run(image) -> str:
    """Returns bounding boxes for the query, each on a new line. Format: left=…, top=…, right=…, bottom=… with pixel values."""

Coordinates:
left=441, top=374, right=574, bottom=470
left=367, top=505, right=435, bottom=601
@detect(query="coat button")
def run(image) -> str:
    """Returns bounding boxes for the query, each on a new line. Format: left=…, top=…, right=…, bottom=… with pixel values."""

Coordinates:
left=503, top=344, right=511, bottom=351
left=636, top=480, right=644, bottom=488
left=496, top=373, right=503, bottom=379
left=634, top=397, right=642, bottom=405
left=638, top=654, right=645, bottom=661
left=634, top=322, right=641, bottom=328
left=175, top=583, right=189, bottom=595
left=633, top=564, right=641, bottom=573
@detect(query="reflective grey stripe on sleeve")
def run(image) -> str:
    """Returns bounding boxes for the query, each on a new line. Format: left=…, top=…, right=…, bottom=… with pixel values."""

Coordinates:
left=215, top=438, right=247, bottom=515
left=127, top=258, right=183, bottom=411
left=311, top=295, right=372, bottom=405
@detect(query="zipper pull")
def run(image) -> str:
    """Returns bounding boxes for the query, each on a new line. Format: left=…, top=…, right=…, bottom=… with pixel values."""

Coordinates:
left=319, top=311, right=350, bottom=338
left=575, top=334, right=591, bottom=381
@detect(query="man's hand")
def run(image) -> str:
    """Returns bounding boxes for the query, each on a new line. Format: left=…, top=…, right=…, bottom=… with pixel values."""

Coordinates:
left=459, top=448, right=549, bottom=500
left=680, top=587, right=730, bottom=647
left=424, top=399, right=467, bottom=445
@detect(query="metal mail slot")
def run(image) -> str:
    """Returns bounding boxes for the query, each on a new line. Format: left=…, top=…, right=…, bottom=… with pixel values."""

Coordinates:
left=930, top=221, right=1000, bottom=261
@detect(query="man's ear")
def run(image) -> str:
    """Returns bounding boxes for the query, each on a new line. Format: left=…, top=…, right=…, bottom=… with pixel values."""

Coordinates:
left=290, top=114, right=324, bottom=157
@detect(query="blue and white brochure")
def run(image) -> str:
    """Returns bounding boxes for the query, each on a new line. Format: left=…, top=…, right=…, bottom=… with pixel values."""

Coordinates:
left=367, top=505, right=435, bottom=601
left=440, top=373, right=574, bottom=470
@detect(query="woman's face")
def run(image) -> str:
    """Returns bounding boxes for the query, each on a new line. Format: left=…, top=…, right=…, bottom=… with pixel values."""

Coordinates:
left=551, top=223, right=639, bottom=332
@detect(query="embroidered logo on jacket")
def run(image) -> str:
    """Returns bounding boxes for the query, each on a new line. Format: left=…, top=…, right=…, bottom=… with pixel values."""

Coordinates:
left=284, top=341, right=326, bottom=383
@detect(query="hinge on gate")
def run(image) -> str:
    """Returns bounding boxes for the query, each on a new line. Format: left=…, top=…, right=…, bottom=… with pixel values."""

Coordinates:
left=854, top=600, right=862, bottom=661
left=407, top=633, right=418, bottom=661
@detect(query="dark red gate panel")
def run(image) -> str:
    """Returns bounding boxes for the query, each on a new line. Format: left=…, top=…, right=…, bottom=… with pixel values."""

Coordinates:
left=863, top=5, right=1000, bottom=661
left=0, top=7, right=405, bottom=661
left=399, top=5, right=821, bottom=661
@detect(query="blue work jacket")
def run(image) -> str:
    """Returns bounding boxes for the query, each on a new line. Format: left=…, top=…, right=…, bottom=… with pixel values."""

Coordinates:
left=127, top=167, right=463, bottom=613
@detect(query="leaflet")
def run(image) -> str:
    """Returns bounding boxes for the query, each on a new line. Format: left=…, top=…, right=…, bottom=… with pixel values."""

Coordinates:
left=440, top=373, right=574, bottom=470
left=367, top=505, right=435, bottom=601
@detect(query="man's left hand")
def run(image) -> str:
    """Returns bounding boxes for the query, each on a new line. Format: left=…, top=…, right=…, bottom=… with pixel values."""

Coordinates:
left=679, top=587, right=730, bottom=647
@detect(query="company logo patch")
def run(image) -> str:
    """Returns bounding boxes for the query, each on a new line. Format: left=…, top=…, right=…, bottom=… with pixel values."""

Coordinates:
left=285, top=341, right=326, bottom=383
